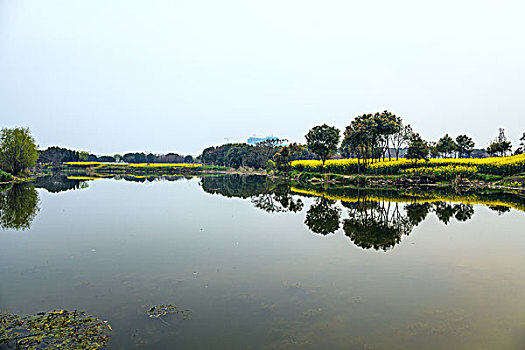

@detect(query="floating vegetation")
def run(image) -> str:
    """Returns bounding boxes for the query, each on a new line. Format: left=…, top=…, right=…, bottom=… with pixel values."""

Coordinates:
left=147, top=304, right=191, bottom=324
left=0, top=309, right=111, bottom=349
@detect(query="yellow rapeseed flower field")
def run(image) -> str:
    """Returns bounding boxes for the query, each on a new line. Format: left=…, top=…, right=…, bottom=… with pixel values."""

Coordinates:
left=290, top=154, right=525, bottom=178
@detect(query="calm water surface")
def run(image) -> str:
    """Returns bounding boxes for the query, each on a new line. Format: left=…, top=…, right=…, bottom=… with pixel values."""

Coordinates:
left=1, top=175, right=524, bottom=349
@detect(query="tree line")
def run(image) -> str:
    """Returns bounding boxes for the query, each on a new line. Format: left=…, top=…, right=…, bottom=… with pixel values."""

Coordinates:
left=37, top=147, right=195, bottom=165
left=198, top=112, right=524, bottom=172
left=302, top=111, right=524, bottom=171
left=200, top=139, right=314, bottom=169
left=1, top=117, right=524, bottom=177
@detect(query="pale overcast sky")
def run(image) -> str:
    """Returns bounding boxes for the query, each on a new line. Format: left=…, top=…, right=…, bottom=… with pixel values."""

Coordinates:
left=1, top=0, right=524, bottom=155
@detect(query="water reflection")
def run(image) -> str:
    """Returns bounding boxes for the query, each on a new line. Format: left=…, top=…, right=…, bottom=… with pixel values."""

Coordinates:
left=304, top=197, right=340, bottom=235
left=3, top=174, right=525, bottom=252
left=252, top=182, right=304, bottom=213
left=200, top=174, right=268, bottom=198
left=34, top=173, right=88, bottom=193
left=199, top=176, right=525, bottom=251
left=0, top=184, right=40, bottom=230
left=342, top=198, right=412, bottom=251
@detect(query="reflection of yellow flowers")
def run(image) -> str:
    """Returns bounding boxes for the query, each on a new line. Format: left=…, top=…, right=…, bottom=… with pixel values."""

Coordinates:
left=290, top=154, right=525, bottom=177
left=66, top=176, right=103, bottom=180
left=290, top=186, right=525, bottom=212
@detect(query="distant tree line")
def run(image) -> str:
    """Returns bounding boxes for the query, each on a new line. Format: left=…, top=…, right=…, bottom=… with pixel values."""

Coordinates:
left=2, top=118, right=524, bottom=177
left=37, top=147, right=195, bottom=164
left=200, top=140, right=314, bottom=169
left=198, top=116, right=524, bottom=171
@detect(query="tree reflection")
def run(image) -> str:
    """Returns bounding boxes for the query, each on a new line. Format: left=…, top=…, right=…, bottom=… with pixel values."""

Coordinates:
left=252, top=182, right=304, bottom=213
left=342, top=198, right=412, bottom=251
left=434, top=202, right=458, bottom=224
left=488, top=205, right=511, bottom=215
left=405, top=202, right=432, bottom=226
left=34, top=174, right=88, bottom=193
left=454, top=203, right=475, bottom=222
left=0, top=184, right=40, bottom=230
left=304, top=197, right=340, bottom=235
left=200, top=174, right=268, bottom=198
left=433, top=202, right=475, bottom=224
left=200, top=174, right=303, bottom=213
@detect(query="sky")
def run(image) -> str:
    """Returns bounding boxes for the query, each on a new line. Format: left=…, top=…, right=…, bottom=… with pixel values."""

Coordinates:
left=1, top=0, right=524, bottom=156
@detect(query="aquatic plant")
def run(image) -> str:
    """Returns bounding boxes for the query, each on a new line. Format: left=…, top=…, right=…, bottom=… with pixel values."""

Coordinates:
left=0, top=309, right=111, bottom=349
left=147, top=304, right=191, bottom=325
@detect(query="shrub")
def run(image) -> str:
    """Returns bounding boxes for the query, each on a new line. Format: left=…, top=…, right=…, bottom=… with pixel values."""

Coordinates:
left=0, top=169, right=13, bottom=182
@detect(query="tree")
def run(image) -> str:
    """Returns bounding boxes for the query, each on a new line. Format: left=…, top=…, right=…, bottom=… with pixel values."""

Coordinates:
left=98, top=155, right=116, bottom=162
left=225, top=145, right=250, bottom=168
left=515, top=132, right=525, bottom=155
left=340, top=114, right=377, bottom=171
left=455, top=135, right=475, bottom=158
left=405, top=133, right=429, bottom=163
left=305, top=124, right=340, bottom=169
left=0, top=127, right=38, bottom=175
left=375, top=110, right=402, bottom=160
left=487, top=128, right=512, bottom=157
left=38, top=146, right=81, bottom=164
left=435, top=134, right=457, bottom=158
left=428, top=141, right=439, bottom=158
left=79, top=151, right=89, bottom=161
left=391, top=124, right=413, bottom=160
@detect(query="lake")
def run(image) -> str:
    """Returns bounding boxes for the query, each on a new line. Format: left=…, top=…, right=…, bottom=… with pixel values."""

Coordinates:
left=1, top=174, right=524, bottom=349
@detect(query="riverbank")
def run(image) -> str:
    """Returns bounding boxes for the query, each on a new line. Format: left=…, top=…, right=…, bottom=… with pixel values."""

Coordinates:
left=39, top=162, right=267, bottom=177
left=269, top=169, right=525, bottom=197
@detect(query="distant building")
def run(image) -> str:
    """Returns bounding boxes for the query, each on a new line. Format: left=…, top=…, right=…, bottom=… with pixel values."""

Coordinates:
left=247, top=136, right=285, bottom=146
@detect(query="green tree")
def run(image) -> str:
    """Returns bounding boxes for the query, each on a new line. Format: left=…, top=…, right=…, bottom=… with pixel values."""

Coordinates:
left=435, top=134, right=457, bottom=158
left=79, top=151, right=89, bottom=161
left=514, top=132, right=525, bottom=155
left=225, top=145, right=250, bottom=168
left=487, top=128, right=512, bottom=157
left=340, top=114, right=377, bottom=171
left=273, top=143, right=306, bottom=171
left=455, top=135, right=475, bottom=158
left=305, top=124, right=340, bottom=170
left=405, top=133, right=429, bottom=163
left=0, top=127, right=38, bottom=175
left=375, top=110, right=402, bottom=160
left=391, top=124, right=413, bottom=160
left=428, top=141, right=439, bottom=158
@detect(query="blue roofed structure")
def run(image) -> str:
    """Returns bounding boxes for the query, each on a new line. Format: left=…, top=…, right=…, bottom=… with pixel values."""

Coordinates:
left=247, top=136, right=286, bottom=146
